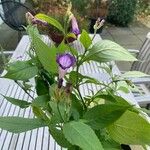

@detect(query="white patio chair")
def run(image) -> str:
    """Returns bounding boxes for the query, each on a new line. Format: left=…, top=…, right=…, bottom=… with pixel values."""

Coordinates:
left=0, top=51, right=13, bottom=73
left=127, top=32, right=150, bottom=108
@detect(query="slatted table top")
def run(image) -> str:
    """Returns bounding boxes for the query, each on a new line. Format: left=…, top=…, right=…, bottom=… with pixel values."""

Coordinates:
left=0, top=35, right=138, bottom=150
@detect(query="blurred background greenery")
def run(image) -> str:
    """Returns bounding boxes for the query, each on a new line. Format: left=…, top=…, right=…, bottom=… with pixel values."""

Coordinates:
left=29, top=0, right=149, bottom=31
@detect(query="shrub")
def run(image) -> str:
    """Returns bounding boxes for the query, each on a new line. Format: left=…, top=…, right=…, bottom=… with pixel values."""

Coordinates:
left=136, top=0, right=150, bottom=15
left=107, top=0, right=137, bottom=26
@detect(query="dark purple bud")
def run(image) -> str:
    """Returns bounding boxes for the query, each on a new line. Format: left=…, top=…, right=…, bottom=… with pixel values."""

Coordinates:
left=33, top=19, right=48, bottom=26
left=58, top=78, right=63, bottom=88
left=71, top=16, right=80, bottom=35
left=66, top=83, right=72, bottom=93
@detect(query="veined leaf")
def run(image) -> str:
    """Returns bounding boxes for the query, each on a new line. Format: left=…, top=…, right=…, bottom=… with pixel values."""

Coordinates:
left=80, top=30, right=92, bottom=49
left=35, top=13, right=65, bottom=34
left=83, top=40, right=137, bottom=63
left=121, top=71, right=149, bottom=78
left=83, top=104, right=130, bottom=129
left=108, top=110, right=150, bottom=145
left=0, top=117, right=46, bottom=133
left=32, top=95, right=50, bottom=108
left=35, top=76, right=49, bottom=96
left=3, top=60, right=38, bottom=81
left=2, top=95, right=31, bottom=108
left=49, top=126, right=72, bottom=148
left=66, top=33, right=76, bottom=39
left=63, top=121, right=104, bottom=150
left=28, top=26, right=58, bottom=73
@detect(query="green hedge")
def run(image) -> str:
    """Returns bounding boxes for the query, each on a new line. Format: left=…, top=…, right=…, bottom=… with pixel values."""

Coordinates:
left=107, top=0, right=137, bottom=26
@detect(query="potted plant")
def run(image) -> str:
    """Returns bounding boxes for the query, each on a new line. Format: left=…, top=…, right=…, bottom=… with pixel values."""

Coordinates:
left=86, top=0, right=109, bottom=33
left=0, top=7, right=150, bottom=150
left=28, top=0, right=79, bottom=44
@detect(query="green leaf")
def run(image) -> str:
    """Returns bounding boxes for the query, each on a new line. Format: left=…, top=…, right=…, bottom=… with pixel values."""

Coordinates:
left=2, top=95, right=31, bottom=108
left=83, top=40, right=137, bottom=63
left=80, top=30, right=92, bottom=49
left=108, top=110, right=150, bottom=145
left=57, top=41, right=68, bottom=53
left=0, top=117, right=46, bottom=133
left=35, top=13, right=65, bottom=34
left=121, top=71, right=149, bottom=78
left=32, top=106, right=48, bottom=120
left=70, top=94, right=83, bottom=120
left=94, top=94, right=131, bottom=106
left=32, top=95, right=49, bottom=108
left=83, top=104, right=129, bottom=130
left=26, top=24, right=40, bottom=37
left=69, top=71, right=100, bottom=86
left=117, top=86, right=130, bottom=93
left=49, top=101, right=68, bottom=124
left=49, top=126, right=72, bottom=148
left=4, top=61, right=38, bottom=81
left=28, top=26, right=58, bottom=73
left=66, top=33, right=76, bottom=39
left=35, top=76, right=49, bottom=96
left=63, top=121, right=104, bottom=150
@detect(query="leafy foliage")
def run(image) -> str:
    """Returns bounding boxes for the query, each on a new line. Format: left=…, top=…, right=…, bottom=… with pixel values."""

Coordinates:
left=0, top=117, right=46, bottom=133
left=27, top=25, right=58, bottom=74
left=3, top=60, right=38, bottom=81
left=83, top=104, right=130, bottom=130
left=108, top=110, right=150, bottom=145
left=0, top=8, right=150, bottom=150
left=83, top=40, right=137, bottom=63
left=107, top=0, right=137, bottom=26
left=35, top=13, right=65, bottom=34
left=2, top=96, right=31, bottom=108
left=80, top=30, right=92, bottom=49
left=63, top=121, right=104, bottom=150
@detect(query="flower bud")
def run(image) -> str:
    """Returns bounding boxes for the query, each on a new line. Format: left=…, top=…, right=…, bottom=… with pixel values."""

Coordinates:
left=94, top=18, right=105, bottom=30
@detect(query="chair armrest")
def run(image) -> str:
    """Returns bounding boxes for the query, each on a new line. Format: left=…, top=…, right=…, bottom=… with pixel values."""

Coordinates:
left=130, top=77, right=150, bottom=84
left=128, top=49, right=139, bottom=54
left=1, top=51, right=14, bottom=55
left=134, top=94, right=150, bottom=106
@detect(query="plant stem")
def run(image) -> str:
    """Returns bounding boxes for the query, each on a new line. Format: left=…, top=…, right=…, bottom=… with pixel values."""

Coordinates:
left=14, top=81, right=34, bottom=100
left=76, top=61, right=87, bottom=110
left=77, top=87, right=87, bottom=110
left=92, top=30, right=97, bottom=41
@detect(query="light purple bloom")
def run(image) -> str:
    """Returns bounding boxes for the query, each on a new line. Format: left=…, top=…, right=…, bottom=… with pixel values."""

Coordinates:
left=71, top=16, right=80, bottom=35
left=56, top=53, right=76, bottom=79
left=56, top=53, right=76, bottom=70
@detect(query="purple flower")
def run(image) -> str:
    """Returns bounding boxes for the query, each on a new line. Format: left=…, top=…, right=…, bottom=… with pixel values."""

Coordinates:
left=56, top=53, right=76, bottom=79
left=25, top=12, right=48, bottom=26
left=56, top=53, right=76, bottom=70
left=32, top=18, right=48, bottom=26
left=71, top=16, right=80, bottom=35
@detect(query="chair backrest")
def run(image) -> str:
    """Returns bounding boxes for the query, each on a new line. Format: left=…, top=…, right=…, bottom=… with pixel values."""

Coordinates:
left=131, top=32, right=150, bottom=74
left=0, top=1, right=33, bottom=31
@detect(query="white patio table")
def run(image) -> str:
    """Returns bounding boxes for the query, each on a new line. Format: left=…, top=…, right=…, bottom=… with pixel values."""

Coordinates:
left=0, top=35, right=147, bottom=150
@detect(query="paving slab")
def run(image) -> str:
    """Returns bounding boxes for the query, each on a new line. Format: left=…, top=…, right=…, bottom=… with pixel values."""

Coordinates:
left=106, top=26, right=133, bottom=36
left=112, top=34, right=143, bottom=47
